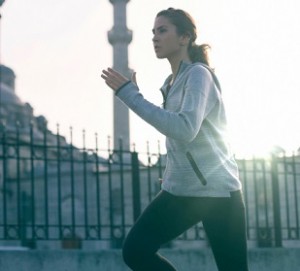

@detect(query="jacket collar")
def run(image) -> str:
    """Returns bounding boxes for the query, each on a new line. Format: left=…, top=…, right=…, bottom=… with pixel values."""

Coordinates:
left=160, top=60, right=192, bottom=92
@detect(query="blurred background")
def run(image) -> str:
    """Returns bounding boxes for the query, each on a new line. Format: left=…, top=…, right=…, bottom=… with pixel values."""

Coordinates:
left=1, top=0, right=300, bottom=157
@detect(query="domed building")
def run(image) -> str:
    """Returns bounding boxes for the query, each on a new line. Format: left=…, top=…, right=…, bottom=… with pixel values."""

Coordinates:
left=0, top=64, right=15, bottom=89
left=0, top=64, right=93, bottom=248
left=0, top=64, right=140, bottom=250
left=0, top=64, right=48, bottom=141
left=0, top=64, right=23, bottom=117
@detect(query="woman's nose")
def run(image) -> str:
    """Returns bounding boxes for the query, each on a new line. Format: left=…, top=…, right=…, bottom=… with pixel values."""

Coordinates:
left=152, top=34, right=158, bottom=42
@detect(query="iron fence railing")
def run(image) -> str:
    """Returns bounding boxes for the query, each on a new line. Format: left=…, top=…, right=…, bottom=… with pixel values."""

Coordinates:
left=0, top=123, right=300, bottom=249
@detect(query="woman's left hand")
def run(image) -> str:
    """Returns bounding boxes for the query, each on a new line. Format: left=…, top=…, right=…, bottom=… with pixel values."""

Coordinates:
left=101, top=68, right=130, bottom=92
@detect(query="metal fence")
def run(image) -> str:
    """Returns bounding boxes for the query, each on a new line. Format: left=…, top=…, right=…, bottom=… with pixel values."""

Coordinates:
left=0, top=123, right=300, bottom=249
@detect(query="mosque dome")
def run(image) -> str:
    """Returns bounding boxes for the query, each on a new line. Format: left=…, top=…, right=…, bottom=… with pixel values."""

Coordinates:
left=0, top=82, right=23, bottom=105
left=0, top=64, right=23, bottom=105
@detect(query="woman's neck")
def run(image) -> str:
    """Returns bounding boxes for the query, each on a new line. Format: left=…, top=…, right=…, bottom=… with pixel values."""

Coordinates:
left=168, top=55, right=191, bottom=85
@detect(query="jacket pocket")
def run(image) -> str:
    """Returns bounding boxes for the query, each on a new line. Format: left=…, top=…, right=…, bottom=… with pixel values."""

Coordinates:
left=186, top=151, right=207, bottom=186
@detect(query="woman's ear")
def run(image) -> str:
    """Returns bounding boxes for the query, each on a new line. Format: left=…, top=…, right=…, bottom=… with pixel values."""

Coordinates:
left=179, top=34, right=191, bottom=46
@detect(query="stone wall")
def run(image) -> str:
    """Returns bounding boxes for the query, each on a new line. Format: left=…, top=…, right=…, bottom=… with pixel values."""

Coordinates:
left=0, top=248, right=299, bottom=271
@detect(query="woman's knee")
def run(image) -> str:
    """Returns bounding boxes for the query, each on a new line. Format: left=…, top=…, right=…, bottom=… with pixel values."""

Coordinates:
left=122, top=237, right=134, bottom=267
left=122, top=235, right=146, bottom=269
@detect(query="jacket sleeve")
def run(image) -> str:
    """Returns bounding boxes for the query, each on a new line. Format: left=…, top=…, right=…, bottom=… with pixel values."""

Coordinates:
left=115, top=65, right=218, bottom=142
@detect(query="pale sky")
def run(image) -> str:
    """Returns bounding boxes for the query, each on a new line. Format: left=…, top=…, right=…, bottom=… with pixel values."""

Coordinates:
left=1, top=0, right=300, bottom=156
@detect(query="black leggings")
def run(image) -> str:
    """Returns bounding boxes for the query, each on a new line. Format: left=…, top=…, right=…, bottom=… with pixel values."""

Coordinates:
left=122, top=190, right=249, bottom=271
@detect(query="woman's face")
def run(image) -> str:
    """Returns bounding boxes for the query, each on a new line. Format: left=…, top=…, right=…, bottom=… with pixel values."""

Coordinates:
left=152, top=16, right=184, bottom=59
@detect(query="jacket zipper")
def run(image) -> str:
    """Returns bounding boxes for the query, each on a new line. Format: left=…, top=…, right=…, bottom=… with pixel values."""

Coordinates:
left=160, top=88, right=167, bottom=108
left=186, top=151, right=207, bottom=186
left=159, top=61, right=183, bottom=108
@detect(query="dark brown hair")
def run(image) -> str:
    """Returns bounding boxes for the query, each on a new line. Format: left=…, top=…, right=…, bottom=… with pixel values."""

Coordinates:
left=156, top=8, right=211, bottom=67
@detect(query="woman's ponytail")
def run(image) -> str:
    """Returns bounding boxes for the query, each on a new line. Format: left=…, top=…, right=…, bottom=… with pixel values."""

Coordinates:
left=188, top=43, right=211, bottom=67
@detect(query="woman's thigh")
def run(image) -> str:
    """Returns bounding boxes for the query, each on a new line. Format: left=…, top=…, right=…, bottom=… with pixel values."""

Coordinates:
left=202, top=191, right=249, bottom=271
left=123, top=190, right=205, bottom=253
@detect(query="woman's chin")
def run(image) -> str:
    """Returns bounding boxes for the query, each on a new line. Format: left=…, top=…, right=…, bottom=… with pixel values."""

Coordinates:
left=155, top=53, right=166, bottom=59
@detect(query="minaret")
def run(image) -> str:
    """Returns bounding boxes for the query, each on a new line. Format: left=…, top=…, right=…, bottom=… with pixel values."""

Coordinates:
left=0, top=0, right=6, bottom=118
left=108, top=0, right=132, bottom=151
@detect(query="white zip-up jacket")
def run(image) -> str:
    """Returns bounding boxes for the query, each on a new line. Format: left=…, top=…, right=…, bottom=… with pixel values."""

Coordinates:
left=115, top=61, right=241, bottom=197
